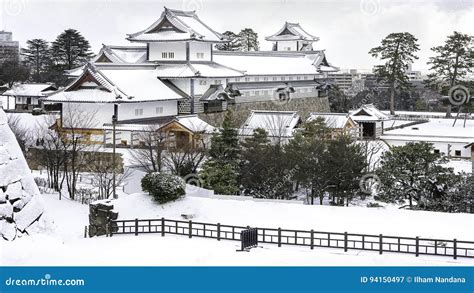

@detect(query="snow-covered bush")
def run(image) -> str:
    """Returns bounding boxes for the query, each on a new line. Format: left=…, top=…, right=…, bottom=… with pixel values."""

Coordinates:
left=141, top=173, right=185, bottom=204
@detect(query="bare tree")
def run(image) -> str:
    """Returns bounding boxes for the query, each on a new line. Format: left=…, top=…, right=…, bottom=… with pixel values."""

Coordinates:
left=90, top=160, right=131, bottom=200
left=6, top=114, right=33, bottom=154
left=129, top=124, right=167, bottom=173
left=60, top=104, right=98, bottom=200
left=35, top=114, right=66, bottom=192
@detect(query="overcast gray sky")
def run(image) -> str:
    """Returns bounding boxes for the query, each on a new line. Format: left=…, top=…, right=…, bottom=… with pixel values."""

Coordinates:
left=0, top=0, right=472, bottom=73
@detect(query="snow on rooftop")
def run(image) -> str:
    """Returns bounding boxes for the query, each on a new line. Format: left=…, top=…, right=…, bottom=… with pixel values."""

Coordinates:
left=155, top=62, right=244, bottom=78
left=175, top=115, right=216, bottom=133
left=240, top=110, right=300, bottom=137
left=48, top=67, right=183, bottom=103
left=266, top=22, right=319, bottom=41
left=213, top=51, right=324, bottom=76
left=127, top=8, right=224, bottom=43
left=382, top=119, right=474, bottom=141
left=99, top=69, right=182, bottom=101
left=2, top=83, right=56, bottom=97
left=307, top=113, right=351, bottom=129
left=350, top=104, right=390, bottom=122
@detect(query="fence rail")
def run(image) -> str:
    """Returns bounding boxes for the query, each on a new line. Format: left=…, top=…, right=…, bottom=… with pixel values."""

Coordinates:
left=108, top=218, right=474, bottom=260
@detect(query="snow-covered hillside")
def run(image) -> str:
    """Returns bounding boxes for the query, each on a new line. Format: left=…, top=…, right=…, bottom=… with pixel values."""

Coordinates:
left=1, top=192, right=473, bottom=266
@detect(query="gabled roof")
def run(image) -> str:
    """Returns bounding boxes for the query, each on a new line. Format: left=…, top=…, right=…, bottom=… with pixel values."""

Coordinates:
left=266, top=22, right=319, bottom=42
left=127, top=7, right=226, bottom=43
left=239, top=110, right=301, bottom=137
left=45, top=64, right=182, bottom=103
left=199, top=84, right=230, bottom=101
left=94, top=44, right=148, bottom=64
left=214, top=51, right=338, bottom=75
left=307, top=113, right=356, bottom=129
left=155, top=62, right=245, bottom=78
left=350, top=104, right=390, bottom=122
left=2, top=83, right=57, bottom=97
left=160, top=115, right=216, bottom=134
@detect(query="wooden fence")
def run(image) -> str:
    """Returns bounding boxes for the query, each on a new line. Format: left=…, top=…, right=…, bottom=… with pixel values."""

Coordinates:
left=108, top=218, right=474, bottom=260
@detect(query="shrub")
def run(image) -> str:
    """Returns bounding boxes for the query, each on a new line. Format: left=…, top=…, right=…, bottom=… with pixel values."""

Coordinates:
left=141, top=172, right=186, bottom=204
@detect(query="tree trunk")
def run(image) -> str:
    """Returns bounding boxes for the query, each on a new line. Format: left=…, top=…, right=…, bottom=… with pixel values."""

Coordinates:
left=390, top=83, right=395, bottom=115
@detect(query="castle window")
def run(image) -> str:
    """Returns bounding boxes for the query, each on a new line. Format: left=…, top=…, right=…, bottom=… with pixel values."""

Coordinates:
left=162, top=52, right=175, bottom=59
left=156, top=107, right=163, bottom=114
left=135, top=108, right=144, bottom=116
left=196, top=52, right=204, bottom=59
left=199, top=80, right=207, bottom=86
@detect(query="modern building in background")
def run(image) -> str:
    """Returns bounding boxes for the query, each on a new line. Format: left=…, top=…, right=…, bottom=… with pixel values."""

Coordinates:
left=0, top=31, right=20, bottom=63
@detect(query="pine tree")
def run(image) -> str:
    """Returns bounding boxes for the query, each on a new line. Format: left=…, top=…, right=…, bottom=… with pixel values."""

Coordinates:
left=426, top=31, right=473, bottom=117
left=199, top=111, right=240, bottom=195
left=22, top=39, right=51, bottom=82
left=369, top=32, right=420, bottom=115
left=215, top=31, right=242, bottom=51
left=51, top=29, right=93, bottom=70
left=325, top=135, right=367, bottom=206
left=376, top=142, right=456, bottom=210
left=238, top=28, right=259, bottom=51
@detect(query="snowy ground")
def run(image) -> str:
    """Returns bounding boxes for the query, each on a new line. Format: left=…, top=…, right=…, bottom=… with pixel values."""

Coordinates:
left=1, top=192, right=473, bottom=266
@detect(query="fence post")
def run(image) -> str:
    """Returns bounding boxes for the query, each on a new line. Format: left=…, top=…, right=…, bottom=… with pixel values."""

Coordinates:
left=310, top=229, right=314, bottom=250
left=217, top=223, right=221, bottom=241
left=415, top=236, right=419, bottom=257
left=148, top=220, right=151, bottom=233
left=135, top=218, right=139, bottom=236
left=161, top=217, right=165, bottom=237
left=344, top=232, right=348, bottom=252
left=379, top=234, right=383, bottom=255
left=189, top=220, right=192, bottom=238
left=278, top=228, right=282, bottom=247
left=453, top=239, right=457, bottom=260
left=84, top=226, right=88, bottom=238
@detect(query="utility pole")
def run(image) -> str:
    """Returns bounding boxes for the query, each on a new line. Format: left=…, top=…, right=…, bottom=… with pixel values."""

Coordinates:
left=112, top=103, right=118, bottom=199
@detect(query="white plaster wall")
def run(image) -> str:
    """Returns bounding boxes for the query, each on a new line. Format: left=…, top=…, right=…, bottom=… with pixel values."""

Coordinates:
left=189, top=42, right=212, bottom=61
left=149, top=42, right=186, bottom=61
left=384, top=139, right=471, bottom=158
left=118, top=100, right=178, bottom=121
left=277, top=41, right=297, bottom=51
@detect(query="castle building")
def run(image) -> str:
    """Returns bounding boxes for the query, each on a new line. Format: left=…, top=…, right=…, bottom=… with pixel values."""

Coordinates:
left=45, top=7, right=338, bottom=146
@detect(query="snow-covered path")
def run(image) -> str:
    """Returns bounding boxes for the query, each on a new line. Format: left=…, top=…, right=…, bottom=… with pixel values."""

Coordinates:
left=1, top=193, right=473, bottom=266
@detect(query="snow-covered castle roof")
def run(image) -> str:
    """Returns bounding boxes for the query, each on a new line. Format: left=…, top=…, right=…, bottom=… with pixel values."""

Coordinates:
left=127, top=7, right=226, bottom=43
left=265, top=22, right=319, bottom=42
left=46, top=64, right=183, bottom=103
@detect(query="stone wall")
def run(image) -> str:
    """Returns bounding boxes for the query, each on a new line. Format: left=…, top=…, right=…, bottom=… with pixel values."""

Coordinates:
left=198, top=96, right=329, bottom=127
left=0, top=109, right=44, bottom=241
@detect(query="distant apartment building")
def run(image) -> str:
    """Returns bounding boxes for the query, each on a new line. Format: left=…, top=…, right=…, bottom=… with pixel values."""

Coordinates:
left=0, top=31, right=20, bottom=63
left=329, top=69, right=373, bottom=96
